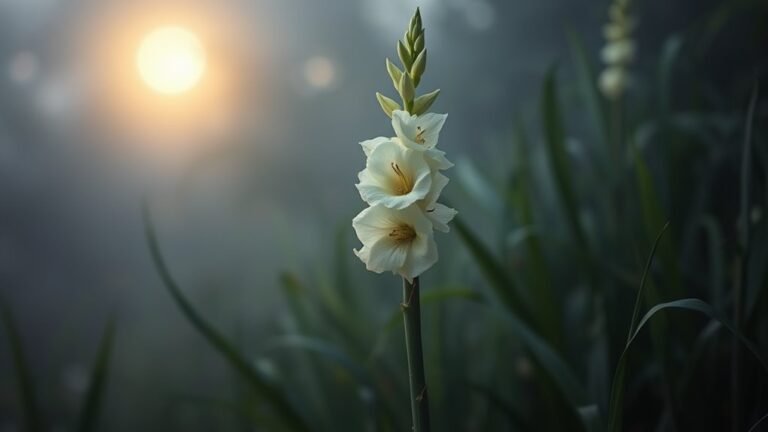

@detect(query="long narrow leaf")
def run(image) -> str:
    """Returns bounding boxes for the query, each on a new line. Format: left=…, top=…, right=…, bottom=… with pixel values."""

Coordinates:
left=452, top=216, right=534, bottom=326
left=0, top=301, right=41, bottom=432
left=608, top=221, right=668, bottom=431
left=77, top=318, right=116, bottom=432
left=608, top=298, right=768, bottom=432
left=541, top=67, right=589, bottom=254
left=142, top=202, right=309, bottom=432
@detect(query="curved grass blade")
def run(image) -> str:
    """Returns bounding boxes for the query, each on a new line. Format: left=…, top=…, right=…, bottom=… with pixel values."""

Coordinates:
left=452, top=216, right=534, bottom=326
left=77, top=318, right=116, bottom=432
left=608, top=221, right=668, bottom=431
left=607, top=298, right=768, bottom=432
left=748, top=411, right=768, bottom=432
left=142, top=202, right=309, bottom=432
left=0, top=300, right=41, bottom=432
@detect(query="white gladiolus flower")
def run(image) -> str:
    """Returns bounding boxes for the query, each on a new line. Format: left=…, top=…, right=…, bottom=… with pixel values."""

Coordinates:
left=352, top=204, right=438, bottom=281
left=356, top=139, right=432, bottom=209
left=420, top=171, right=457, bottom=232
left=360, top=136, right=454, bottom=171
left=391, top=110, right=447, bottom=151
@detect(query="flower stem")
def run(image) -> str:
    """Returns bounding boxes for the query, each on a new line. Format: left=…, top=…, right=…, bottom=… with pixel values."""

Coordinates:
left=401, top=276, right=430, bottom=432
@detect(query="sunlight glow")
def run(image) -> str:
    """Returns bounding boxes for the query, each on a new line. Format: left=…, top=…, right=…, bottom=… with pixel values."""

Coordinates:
left=137, top=26, right=206, bottom=95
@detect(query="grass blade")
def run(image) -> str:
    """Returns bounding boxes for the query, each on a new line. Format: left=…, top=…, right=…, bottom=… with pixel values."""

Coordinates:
left=608, top=221, right=669, bottom=431
left=541, top=67, right=589, bottom=255
left=77, top=318, right=116, bottom=432
left=142, top=202, right=310, bottom=432
left=608, top=299, right=768, bottom=432
left=0, top=300, right=41, bottom=432
left=452, top=216, right=534, bottom=326
left=567, top=31, right=609, bottom=146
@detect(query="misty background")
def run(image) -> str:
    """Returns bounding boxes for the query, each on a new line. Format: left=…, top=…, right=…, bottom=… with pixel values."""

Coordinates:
left=0, top=0, right=750, bottom=429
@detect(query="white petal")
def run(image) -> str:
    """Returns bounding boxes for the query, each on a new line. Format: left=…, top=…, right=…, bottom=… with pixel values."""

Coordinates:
left=399, top=231, right=438, bottom=280
left=360, top=137, right=391, bottom=157
left=426, top=203, right=458, bottom=233
left=423, top=172, right=449, bottom=208
left=367, top=239, right=409, bottom=274
left=424, top=149, right=454, bottom=170
left=356, top=140, right=432, bottom=209
left=352, top=206, right=395, bottom=247
left=391, top=110, right=448, bottom=151
left=353, top=245, right=373, bottom=269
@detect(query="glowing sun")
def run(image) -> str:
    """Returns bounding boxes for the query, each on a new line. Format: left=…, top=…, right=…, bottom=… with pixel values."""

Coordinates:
left=137, top=26, right=206, bottom=95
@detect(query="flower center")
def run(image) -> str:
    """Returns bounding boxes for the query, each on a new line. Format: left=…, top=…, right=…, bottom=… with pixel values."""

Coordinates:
left=415, top=126, right=426, bottom=144
left=390, top=162, right=413, bottom=195
left=389, top=224, right=416, bottom=244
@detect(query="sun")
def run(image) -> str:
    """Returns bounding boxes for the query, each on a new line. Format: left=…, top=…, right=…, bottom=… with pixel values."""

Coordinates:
left=136, top=26, right=206, bottom=95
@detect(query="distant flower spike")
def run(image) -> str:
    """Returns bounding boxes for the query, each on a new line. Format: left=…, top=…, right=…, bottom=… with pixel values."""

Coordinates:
left=599, top=0, right=635, bottom=100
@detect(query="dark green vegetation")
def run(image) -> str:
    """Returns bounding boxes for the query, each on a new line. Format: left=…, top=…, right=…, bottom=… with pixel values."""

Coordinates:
left=3, top=1, right=768, bottom=431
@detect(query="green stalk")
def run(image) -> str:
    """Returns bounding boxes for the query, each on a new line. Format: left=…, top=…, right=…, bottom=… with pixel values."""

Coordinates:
left=401, top=277, right=430, bottom=432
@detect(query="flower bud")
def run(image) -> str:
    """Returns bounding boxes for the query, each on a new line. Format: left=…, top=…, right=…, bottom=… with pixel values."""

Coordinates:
left=411, top=50, right=427, bottom=87
left=376, top=92, right=401, bottom=118
left=413, top=89, right=440, bottom=115
left=386, top=58, right=403, bottom=91
left=398, top=72, right=415, bottom=108
left=397, top=40, right=412, bottom=69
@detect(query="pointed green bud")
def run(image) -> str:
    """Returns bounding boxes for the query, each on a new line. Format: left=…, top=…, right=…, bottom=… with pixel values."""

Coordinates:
left=398, top=72, right=415, bottom=107
left=409, top=14, right=419, bottom=37
left=411, top=49, right=427, bottom=86
left=405, top=29, right=413, bottom=45
left=386, top=58, right=403, bottom=91
left=413, top=89, right=440, bottom=115
left=376, top=92, right=401, bottom=118
left=397, top=40, right=412, bottom=69
left=414, top=33, right=425, bottom=55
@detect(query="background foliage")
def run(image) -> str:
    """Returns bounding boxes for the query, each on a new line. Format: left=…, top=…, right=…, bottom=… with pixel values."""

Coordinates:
left=2, top=0, right=768, bottom=430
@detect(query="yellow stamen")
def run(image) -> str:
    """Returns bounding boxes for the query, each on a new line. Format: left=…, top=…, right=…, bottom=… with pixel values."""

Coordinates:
left=391, top=162, right=413, bottom=195
left=415, top=126, right=426, bottom=144
left=389, top=224, right=417, bottom=243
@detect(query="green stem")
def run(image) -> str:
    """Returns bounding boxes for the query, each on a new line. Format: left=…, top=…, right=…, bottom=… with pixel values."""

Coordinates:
left=402, top=277, right=431, bottom=432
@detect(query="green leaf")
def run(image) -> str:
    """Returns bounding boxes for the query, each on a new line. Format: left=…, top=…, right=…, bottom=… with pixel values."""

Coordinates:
left=608, top=299, right=768, bottom=432
left=608, top=221, right=668, bottom=431
left=633, top=145, right=681, bottom=297
left=541, top=67, right=591, bottom=257
left=265, top=335, right=370, bottom=387
left=506, top=120, right=561, bottom=348
left=142, top=202, right=310, bottom=432
left=567, top=31, right=608, bottom=147
left=0, top=300, right=41, bottom=432
left=413, top=89, right=440, bottom=116
left=77, top=318, right=116, bottom=432
left=452, top=216, right=533, bottom=326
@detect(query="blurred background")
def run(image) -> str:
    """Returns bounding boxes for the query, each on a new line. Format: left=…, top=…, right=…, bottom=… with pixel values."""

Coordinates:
left=0, top=0, right=766, bottom=431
